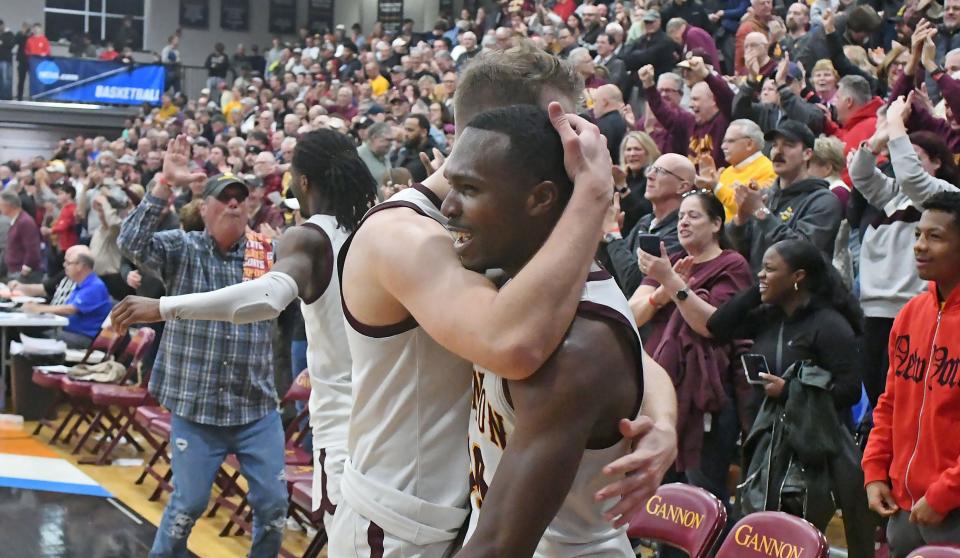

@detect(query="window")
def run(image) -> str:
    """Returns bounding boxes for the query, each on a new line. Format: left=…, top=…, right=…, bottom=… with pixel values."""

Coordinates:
left=44, top=0, right=145, bottom=50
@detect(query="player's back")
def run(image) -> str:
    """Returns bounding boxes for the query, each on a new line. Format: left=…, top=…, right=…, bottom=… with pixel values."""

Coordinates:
left=336, top=185, right=474, bottom=548
left=467, top=267, right=641, bottom=557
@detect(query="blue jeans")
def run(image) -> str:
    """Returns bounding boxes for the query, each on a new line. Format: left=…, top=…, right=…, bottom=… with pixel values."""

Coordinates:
left=150, top=412, right=288, bottom=558
left=0, top=61, right=11, bottom=100
left=290, top=340, right=312, bottom=453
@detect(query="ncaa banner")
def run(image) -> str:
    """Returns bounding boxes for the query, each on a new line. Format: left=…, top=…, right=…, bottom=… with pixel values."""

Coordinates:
left=28, top=56, right=166, bottom=106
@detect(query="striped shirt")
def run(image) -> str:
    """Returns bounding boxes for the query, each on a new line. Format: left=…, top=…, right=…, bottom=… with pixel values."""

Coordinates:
left=118, top=193, right=278, bottom=426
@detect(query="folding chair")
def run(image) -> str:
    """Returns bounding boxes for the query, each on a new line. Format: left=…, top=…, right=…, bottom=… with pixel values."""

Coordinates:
left=73, top=327, right=159, bottom=464
left=209, top=370, right=313, bottom=537
left=715, top=511, right=828, bottom=558
left=133, top=406, right=173, bottom=501
left=31, top=326, right=126, bottom=444
left=287, top=480, right=328, bottom=558
left=908, top=546, right=960, bottom=558
left=627, top=483, right=727, bottom=558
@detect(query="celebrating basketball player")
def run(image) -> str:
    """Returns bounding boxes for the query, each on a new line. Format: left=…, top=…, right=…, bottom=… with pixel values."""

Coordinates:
left=330, top=43, right=677, bottom=558
left=449, top=104, right=642, bottom=557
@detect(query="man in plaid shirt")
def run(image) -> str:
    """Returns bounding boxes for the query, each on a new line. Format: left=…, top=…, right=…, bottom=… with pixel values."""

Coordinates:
left=118, top=136, right=287, bottom=558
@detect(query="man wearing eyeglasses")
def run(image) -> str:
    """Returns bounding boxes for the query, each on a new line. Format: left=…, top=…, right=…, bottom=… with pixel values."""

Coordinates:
left=118, top=137, right=289, bottom=557
left=600, top=153, right=695, bottom=296
left=20, top=245, right=111, bottom=349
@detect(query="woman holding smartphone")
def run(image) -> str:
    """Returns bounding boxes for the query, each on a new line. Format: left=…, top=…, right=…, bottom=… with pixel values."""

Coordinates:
left=709, top=238, right=873, bottom=558
left=629, top=190, right=753, bottom=513
left=706, top=238, right=864, bottom=425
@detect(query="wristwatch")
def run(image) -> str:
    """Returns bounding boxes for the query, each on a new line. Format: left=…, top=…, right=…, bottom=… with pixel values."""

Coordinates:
left=675, top=287, right=689, bottom=301
left=602, top=231, right=622, bottom=244
left=754, top=206, right=772, bottom=220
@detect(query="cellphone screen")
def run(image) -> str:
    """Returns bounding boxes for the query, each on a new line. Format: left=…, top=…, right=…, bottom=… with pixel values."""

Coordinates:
left=741, top=354, right=770, bottom=385
left=637, top=234, right=660, bottom=256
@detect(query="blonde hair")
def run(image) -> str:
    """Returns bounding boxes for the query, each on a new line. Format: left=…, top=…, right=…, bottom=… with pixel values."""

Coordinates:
left=811, top=135, right=846, bottom=174
left=619, top=131, right=661, bottom=169
left=812, top=58, right=840, bottom=79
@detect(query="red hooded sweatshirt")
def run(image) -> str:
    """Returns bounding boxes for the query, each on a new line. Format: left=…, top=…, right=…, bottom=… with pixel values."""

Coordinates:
left=862, top=282, right=960, bottom=515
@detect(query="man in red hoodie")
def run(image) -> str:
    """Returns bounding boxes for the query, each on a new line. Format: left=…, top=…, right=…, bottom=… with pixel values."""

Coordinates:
left=823, top=74, right=883, bottom=155
left=863, top=191, right=960, bottom=557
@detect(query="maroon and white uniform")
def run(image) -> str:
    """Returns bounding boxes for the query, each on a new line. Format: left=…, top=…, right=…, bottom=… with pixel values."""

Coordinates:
left=465, top=267, right=642, bottom=557
left=329, top=185, right=473, bottom=558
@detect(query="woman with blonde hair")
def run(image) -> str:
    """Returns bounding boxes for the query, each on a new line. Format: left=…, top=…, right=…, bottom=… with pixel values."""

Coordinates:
left=808, top=135, right=851, bottom=209
left=617, top=131, right=661, bottom=233
left=812, top=58, right=840, bottom=105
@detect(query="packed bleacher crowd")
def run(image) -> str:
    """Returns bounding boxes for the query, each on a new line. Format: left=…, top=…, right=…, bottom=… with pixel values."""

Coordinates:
left=2, top=0, right=960, bottom=556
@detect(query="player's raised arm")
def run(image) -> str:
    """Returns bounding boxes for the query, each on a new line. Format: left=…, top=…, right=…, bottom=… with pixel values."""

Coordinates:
left=376, top=103, right=612, bottom=380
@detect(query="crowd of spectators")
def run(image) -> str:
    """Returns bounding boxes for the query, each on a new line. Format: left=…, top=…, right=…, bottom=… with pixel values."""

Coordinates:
left=3, top=0, right=960, bottom=555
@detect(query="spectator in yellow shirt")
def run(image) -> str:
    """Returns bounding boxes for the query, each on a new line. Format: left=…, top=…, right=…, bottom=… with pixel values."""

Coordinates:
left=155, top=94, right=180, bottom=123
left=365, top=60, right=390, bottom=98
left=698, top=118, right=777, bottom=221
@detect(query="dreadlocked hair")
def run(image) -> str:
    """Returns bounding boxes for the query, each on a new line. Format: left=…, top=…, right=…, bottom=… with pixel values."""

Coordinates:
left=292, top=129, right=377, bottom=233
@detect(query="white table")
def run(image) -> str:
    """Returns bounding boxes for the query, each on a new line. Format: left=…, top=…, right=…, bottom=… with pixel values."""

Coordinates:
left=0, top=312, right=70, bottom=409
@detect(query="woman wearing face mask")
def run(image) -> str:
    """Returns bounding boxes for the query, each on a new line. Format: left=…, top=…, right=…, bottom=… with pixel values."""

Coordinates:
left=630, top=191, right=753, bottom=509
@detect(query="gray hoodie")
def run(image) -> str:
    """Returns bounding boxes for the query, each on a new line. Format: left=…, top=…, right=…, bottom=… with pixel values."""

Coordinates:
left=849, top=135, right=960, bottom=318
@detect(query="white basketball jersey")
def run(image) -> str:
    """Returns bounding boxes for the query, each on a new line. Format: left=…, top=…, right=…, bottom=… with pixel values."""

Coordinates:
left=338, top=185, right=474, bottom=546
left=299, top=214, right=352, bottom=452
left=466, top=267, right=642, bottom=557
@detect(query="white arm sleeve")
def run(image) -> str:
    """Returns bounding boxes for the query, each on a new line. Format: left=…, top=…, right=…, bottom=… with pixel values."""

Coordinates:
left=159, top=271, right=299, bottom=324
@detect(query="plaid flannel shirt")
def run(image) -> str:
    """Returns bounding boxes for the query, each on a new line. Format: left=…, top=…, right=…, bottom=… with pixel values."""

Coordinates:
left=118, top=192, right=278, bottom=426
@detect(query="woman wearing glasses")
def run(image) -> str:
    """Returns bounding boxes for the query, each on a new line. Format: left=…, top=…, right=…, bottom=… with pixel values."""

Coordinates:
left=628, top=190, right=753, bottom=509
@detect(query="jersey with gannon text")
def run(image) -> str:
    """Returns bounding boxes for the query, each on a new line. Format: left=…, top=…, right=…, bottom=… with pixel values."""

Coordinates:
left=299, top=213, right=352, bottom=516
left=466, top=267, right=643, bottom=557
left=337, top=185, right=474, bottom=547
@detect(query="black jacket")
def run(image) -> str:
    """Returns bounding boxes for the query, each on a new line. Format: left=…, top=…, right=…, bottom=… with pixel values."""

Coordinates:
left=732, top=80, right=825, bottom=139
left=599, top=209, right=682, bottom=296
left=596, top=110, right=627, bottom=165
left=620, top=170, right=653, bottom=235
left=0, top=30, right=14, bottom=62
left=727, top=177, right=842, bottom=273
left=623, top=31, right=679, bottom=77
left=707, top=284, right=863, bottom=419
left=738, top=361, right=876, bottom=558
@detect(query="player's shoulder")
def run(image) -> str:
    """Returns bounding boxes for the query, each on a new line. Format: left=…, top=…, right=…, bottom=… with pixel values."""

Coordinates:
left=275, top=222, right=332, bottom=257
left=548, top=314, right=636, bottom=383
left=354, top=204, right=450, bottom=255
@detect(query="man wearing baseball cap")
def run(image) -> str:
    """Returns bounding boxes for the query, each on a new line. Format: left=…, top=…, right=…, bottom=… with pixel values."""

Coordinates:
left=727, top=120, right=844, bottom=271
left=117, top=136, right=288, bottom=557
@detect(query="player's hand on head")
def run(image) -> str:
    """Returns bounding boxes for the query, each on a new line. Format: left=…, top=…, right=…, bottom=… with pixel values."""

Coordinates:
left=547, top=101, right=613, bottom=205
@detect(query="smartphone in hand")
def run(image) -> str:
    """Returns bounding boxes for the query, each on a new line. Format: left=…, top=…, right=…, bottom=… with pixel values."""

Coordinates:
left=741, top=354, right=771, bottom=385
left=637, top=233, right=661, bottom=256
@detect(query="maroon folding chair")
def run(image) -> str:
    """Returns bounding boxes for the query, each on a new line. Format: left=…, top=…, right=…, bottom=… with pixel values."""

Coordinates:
left=210, top=370, right=314, bottom=537
left=715, top=511, right=828, bottom=558
left=31, top=327, right=126, bottom=444
left=75, top=327, right=159, bottom=464
left=288, top=480, right=327, bottom=558
left=908, top=546, right=960, bottom=558
left=628, top=483, right=727, bottom=558
left=133, top=407, right=173, bottom=501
